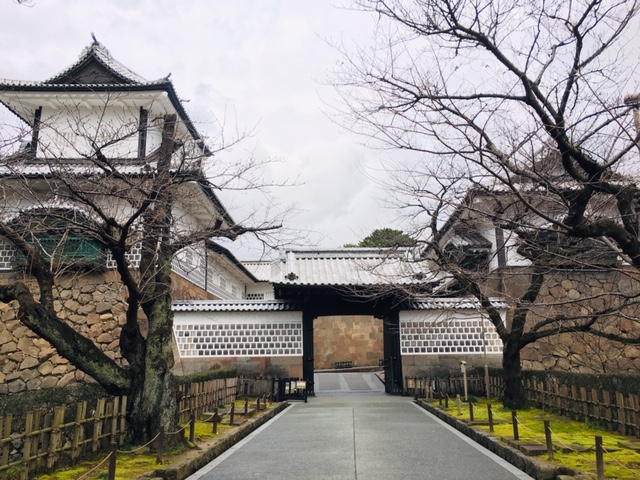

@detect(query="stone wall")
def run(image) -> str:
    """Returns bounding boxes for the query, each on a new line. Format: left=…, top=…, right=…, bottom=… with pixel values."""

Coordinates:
left=0, top=271, right=131, bottom=394
left=313, top=315, right=384, bottom=369
left=488, top=267, right=640, bottom=374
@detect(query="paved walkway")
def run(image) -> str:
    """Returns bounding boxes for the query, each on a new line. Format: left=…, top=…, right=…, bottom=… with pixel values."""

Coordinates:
left=188, top=372, right=534, bottom=480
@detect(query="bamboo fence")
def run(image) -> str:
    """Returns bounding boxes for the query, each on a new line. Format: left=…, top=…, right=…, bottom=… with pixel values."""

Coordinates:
left=488, top=375, right=640, bottom=437
left=0, top=377, right=240, bottom=479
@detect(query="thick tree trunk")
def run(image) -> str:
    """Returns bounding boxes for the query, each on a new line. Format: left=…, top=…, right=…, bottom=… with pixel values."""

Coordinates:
left=128, top=364, right=179, bottom=444
left=127, top=113, right=181, bottom=443
left=502, top=339, right=526, bottom=409
left=128, top=283, right=180, bottom=443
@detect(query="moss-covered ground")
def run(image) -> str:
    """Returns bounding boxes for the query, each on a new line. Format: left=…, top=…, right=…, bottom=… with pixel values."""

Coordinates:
left=34, top=399, right=275, bottom=480
left=29, top=396, right=640, bottom=479
left=430, top=397, right=640, bottom=479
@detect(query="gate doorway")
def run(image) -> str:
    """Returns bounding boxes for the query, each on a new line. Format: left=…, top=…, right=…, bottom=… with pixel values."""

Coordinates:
left=313, top=315, right=384, bottom=370
left=288, top=294, right=404, bottom=396
left=314, top=371, right=385, bottom=393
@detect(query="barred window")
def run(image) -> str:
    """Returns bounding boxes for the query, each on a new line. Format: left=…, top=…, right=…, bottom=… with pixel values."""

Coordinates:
left=174, top=320, right=303, bottom=357
left=400, top=317, right=502, bottom=355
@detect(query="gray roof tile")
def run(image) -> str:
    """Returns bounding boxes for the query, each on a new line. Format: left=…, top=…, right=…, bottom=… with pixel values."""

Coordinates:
left=172, top=299, right=301, bottom=312
left=242, top=248, right=436, bottom=287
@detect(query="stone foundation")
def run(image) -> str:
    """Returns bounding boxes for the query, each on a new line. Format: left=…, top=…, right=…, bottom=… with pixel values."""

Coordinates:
left=0, top=271, right=131, bottom=394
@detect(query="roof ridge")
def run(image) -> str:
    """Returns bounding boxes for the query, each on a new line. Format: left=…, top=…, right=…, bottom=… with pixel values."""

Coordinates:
left=44, top=39, right=154, bottom=85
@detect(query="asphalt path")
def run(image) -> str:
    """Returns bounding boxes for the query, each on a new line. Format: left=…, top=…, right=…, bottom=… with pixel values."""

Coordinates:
left=187, top=372, right=534, bottom=480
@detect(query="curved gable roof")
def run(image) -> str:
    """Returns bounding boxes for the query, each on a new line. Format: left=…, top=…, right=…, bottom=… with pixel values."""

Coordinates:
left=45, top=40, right=152, bottom=85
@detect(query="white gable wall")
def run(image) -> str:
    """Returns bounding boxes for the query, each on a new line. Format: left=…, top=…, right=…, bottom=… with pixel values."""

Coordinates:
left=481, top=225, right=531, bottom=271
left=400, top=309, right=503, bottom=356
left=174, top=310, right=303, bottom=358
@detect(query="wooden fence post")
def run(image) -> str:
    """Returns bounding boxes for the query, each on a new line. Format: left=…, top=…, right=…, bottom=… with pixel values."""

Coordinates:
left=1, top=414, right=11, bottom=470
left=46, top=407, right=64, bottom=472
left=108, top=442, right=117, bottom=480
left=229, top=403, right=235, bottom=425
left=616, top=392, right=626, bottom=435
left=512, top=410, right=519, bottom=441
left=544, top=420, right=553, bottom=460
left=118, top=396, right=127, bottom=445
left=21, top=411, right=33, bottom=480
left=595, top=435, right=604, bottom=480
left=632, top=394, right=640, bottom=438
left=156, top=426, right=165, bottom=465
left=602, top=391, right=612, bottom=431
left=189, top=413, right=196, bottom=444
left=92, top=398, right=106, bottom=453
left=488, top=405, right=494, bottom=433
left=469, top=402, right=474, bottom=422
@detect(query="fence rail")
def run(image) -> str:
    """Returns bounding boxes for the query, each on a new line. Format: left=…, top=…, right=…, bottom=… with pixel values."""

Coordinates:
left=1, top=377, right=240, bottom=479
left=178, top=377, right=238, bottom=424
left=404, top=375, right=486, bottom=398
left=237, top=378, right=276, bottom=399
left=0, top=395, right=127, bottom=479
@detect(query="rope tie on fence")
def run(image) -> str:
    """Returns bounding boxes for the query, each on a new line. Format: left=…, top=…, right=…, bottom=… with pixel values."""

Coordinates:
left=510, top=415, right=548, bottom=447
left=116, top=431, right=162, bottom=454
left=601, top=443, right=637, bottom=476
left=75, top=450, right=113, bottom=480
left=166, top=425, right=187, bottom=436
left=547, top=427, right=580, bottom=452
left=201, top=411, right=219, bottom=423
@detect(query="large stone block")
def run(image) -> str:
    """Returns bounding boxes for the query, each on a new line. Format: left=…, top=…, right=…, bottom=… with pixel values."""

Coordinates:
left=19, top=357, right=39, bottom=370
left=27, top=378, right=42, bottom=390
left=1, top=341, right=17, bottom=354
left=57, top=371, right=76, bottom=388
left=51, top=354, right=69, bottom=365
left=0, top=330, right=13, bottom=345
left=41, top=377, right=59, bottom=389
left=1, top=360, right=17, bottom=374
left=96, top=302, right=112, bottom=314
left=97, top=333, right=112, bottom=343
left=51, top=365, right=68, bottom=375
left=77, top=305, right=94, bottom=315
left=64, top=299, right=79, bottom=311
left=8, top=379, right=26, bottom=393
left=38, top=361, right=54, bottom=375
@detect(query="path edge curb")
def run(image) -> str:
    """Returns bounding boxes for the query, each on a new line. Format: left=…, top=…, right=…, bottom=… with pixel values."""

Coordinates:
left=149, top=402, right=290, bottom=480
left=414, top=400, right=574, bottom=480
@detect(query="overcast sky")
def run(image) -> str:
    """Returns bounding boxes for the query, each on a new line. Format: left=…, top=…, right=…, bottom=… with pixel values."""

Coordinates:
left=1, top=0, right=419, bottom=259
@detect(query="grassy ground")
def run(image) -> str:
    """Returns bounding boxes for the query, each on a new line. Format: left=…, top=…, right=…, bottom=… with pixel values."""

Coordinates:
left=26, top=396, right=640, bottom=479
left=431, top=397, right=640, bottom=479
left=32, top=399, right=275, bottom=480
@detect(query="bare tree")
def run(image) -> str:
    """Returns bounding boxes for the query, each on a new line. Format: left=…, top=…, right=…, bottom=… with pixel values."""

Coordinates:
left=377, top=160, right=640, bottom=407
left=332, top=0, right=640, bottom=407
left=0, top=95, right=283, bottom=442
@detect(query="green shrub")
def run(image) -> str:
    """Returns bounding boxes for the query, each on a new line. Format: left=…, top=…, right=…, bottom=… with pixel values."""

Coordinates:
left=0, top=383, right=107, bottom=429
left=176, top=367, right=237, bottom=385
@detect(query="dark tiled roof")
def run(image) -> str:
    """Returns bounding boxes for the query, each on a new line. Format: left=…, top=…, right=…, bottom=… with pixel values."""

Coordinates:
left=408, top=297, right=509, bottom=310
left=172, top=300, right=302, bottom=312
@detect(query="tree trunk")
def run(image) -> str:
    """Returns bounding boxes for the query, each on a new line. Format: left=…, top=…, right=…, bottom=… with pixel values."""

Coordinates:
left=502, top=339, right=526, bottom=409
left=128, top=291, right=180, bottom=443
left=126, top=113, right=182, bottom=444
left=128, top=364, right=179, bottom=444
